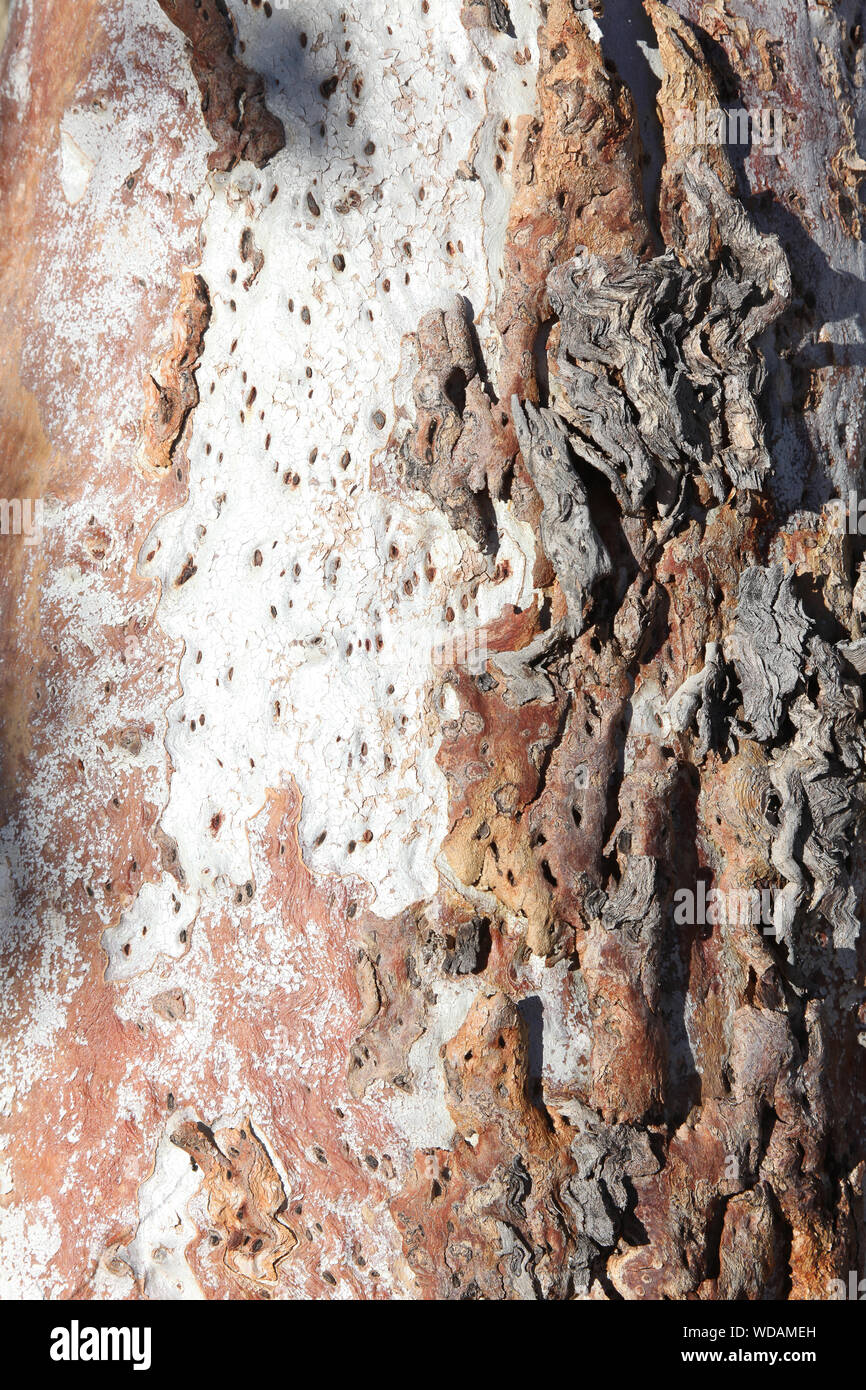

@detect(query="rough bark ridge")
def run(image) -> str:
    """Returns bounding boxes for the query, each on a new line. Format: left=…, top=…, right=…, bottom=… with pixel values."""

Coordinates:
left=388, top=0, right=866, bottom=1299
left=156, top=0, right=284, bottom=171
left=0, top=0, right=864, bottom=1301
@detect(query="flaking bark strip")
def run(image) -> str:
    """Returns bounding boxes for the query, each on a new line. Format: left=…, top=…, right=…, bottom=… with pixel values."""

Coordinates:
left=511, top=398, right=611, bottom=636
left=496, top=0, right=652, bottom=417
left=142, top=270, right=211, bottom=473
left=347, top=908, right=430, bottom=1100
left=403, top=299, right=511, bottom=547
left=646, top=0, right=738, bottom=248
left=158, top=0, right=284, bottom=171
left=171, top=1118, right=297, bottom=1291
left=546, top=157, right=790, bottom=513
left=391, top=992, right=581, bottom=1299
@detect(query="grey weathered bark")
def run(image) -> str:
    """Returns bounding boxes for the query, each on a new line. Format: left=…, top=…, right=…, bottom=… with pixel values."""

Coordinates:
left=0, top=0, right=865, bottom=1301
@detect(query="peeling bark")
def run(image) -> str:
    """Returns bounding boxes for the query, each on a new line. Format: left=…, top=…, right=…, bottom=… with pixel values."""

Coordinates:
left=157, top=0, right=284, bottom=172
left=142, top=271, right=211, bottom=474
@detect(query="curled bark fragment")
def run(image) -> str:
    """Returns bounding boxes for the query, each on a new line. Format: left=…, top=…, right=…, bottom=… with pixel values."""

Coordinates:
left=511, top=398, right=611, bottom=636
left=461, top=0, right=513, bottom=34
left=142, top=271, right=211, bottom=473
left=172, top=1119, right=297, bottom=1293
left=665, top=640, right=729, bottom=757
left=546, top=158, right=790, bottom=512
left=731, top=565, right=810, bottom=742
left=158, top=0, right=285, bottom=172
left=403, top=300, right=509, bottom=547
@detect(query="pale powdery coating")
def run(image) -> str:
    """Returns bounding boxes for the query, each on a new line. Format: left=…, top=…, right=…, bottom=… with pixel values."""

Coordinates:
left=0, top=0, right=216, bottom=1297
left=123, top=1116, right=205, bottom=1300
left=127, top=0, right=546, bottom=1295
left=0, top=0, right=206, bottom=1091
left=142, top=0, right=542, bottom=918
left=1, top=0, right=551, bottom=1298
left=0, top=1196, right=62, bottom=1300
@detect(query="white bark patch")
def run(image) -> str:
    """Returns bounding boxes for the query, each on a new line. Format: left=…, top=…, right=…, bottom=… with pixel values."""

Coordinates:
left=102, top=874, right=199, bottom=982
left=123, top=1115, right=205, bottom=1301
left=381, top=976, right=477, bottom=1149
left=59, top=129, right=95, bottom=206
left=0, top=1197, right=62, bottom=1300
left=143, top=0, right=543, bottom=918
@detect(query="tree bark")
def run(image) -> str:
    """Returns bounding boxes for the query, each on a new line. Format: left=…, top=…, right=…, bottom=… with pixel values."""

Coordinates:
left=0, top=0, right=865, bottom=1300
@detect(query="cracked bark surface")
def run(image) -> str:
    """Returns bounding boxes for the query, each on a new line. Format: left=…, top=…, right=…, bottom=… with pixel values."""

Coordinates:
left=1, top=0, right=865, bottom=1302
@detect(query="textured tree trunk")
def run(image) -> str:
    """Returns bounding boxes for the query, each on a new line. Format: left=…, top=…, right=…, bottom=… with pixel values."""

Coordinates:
left=1, top=0, right=865, bottom=1302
